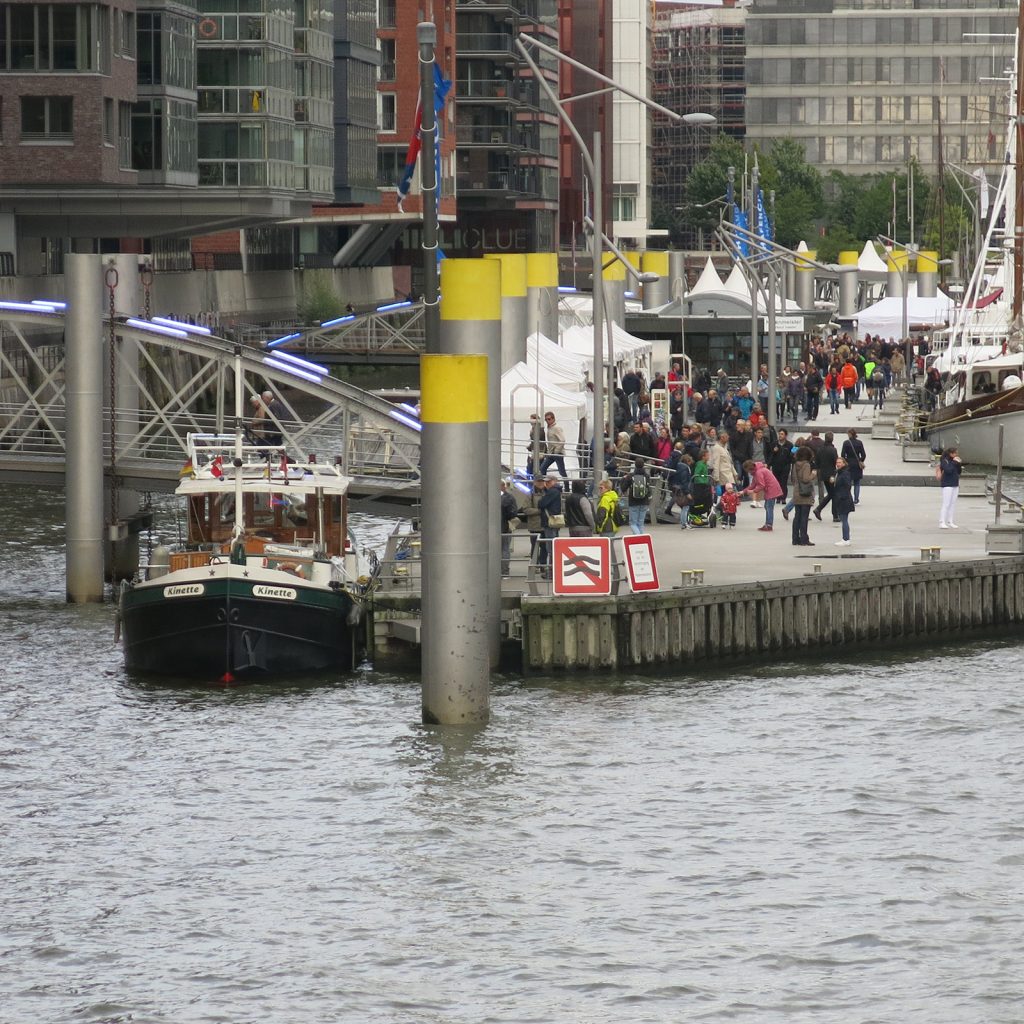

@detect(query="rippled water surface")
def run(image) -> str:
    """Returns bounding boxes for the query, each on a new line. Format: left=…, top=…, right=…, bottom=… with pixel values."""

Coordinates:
left=3, top=486, right=1023, bottom=1023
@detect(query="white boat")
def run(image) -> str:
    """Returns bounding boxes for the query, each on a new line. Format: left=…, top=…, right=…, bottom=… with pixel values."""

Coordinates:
left=926, top=8, right=1024, bottom=465
left=117, top=350, right=375, bottom=681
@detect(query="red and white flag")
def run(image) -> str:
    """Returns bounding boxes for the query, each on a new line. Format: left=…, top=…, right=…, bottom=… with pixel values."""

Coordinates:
left=210, top=455, right=224, bottom=479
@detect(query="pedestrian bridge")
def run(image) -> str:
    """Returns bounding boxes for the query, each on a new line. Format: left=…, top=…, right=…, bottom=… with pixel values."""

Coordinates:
left=0, top=305, right=421, bottom=500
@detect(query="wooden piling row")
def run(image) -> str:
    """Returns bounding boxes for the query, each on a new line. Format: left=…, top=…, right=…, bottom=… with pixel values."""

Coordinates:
left=520, top=557, right=1024, bottom=673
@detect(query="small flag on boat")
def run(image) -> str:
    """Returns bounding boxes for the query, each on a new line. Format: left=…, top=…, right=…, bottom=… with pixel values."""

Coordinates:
left=178, top=459, right=193, bottom=478
left=210, top=456, right=224, bottom=479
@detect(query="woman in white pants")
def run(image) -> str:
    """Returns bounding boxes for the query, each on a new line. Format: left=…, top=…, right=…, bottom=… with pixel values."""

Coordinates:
left=938, top=447, right=963, bottom=528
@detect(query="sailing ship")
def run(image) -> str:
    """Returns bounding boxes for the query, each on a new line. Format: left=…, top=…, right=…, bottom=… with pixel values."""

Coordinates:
left=925, top=8, right=1024, bottom=465
left=118, top=356, right=373, bottom=681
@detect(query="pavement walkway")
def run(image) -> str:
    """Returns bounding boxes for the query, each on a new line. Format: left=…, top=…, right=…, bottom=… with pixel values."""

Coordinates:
left=509, top=389, right=1017, bottom=591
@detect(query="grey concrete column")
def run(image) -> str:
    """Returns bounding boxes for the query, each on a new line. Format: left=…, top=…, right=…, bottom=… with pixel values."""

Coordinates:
left=484, top=253, right=527, bottom=372
left=420, top=258, right=501, bottom=723
left=65, top=254, right=106, bottom=603
left=641, top=251, right=670, bottom=308
left=917, top=250, right=939, bottom=298
left=526, top=252, right=558, bottom=341
left=604, top=277, right=626, bottom=328
left=795, top=250, right=816, bottom=310
left=107, top=254, right=143, bottom=580
left=837, top=250, right=859, bottom=319
left=886, top=250, right=906, bottom=298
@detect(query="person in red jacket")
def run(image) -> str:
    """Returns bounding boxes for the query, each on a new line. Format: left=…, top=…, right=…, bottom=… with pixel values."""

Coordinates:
left=741, top=459, right=785, bottom=531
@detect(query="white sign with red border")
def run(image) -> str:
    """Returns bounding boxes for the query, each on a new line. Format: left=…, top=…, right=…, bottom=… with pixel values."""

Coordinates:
left=552, top=537, right=612, bottom=596
left=621, top=534, right=660, bottom=592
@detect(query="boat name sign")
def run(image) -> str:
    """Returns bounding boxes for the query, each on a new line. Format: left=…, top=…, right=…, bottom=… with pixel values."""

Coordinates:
left=164, top=584, right=205, bottom=597
left=253, top=585, right=297, bottom=601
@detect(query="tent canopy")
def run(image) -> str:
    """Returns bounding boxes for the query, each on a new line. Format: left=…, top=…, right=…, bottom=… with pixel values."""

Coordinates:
left=526, top=331, right=589, bottom=388
left=852, top=289, right=953, bottom=338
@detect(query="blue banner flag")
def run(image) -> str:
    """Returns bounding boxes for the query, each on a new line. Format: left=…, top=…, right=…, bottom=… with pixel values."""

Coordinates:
left=756, top=188, right=773, bottom=251
left=397, top=63, right=452, bottom=212
left=732, top=205, right=750, bottom=258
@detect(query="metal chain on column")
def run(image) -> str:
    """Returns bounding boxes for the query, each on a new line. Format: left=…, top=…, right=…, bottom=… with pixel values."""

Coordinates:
left=105, top=264, right=120, bottom=526
left=141, top=261, right=153, bottom=320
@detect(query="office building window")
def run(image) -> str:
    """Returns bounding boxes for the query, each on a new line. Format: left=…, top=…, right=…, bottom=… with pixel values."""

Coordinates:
left=377, top=145, right=404, bottom=188
left=379, top=92, right=396, bottom=133
left=21, top=95, right=73, bottom=140
left=379, top=38, right=395, bottom=80
left=0, top=3, right=104, bottom=72
left=103, top=97, right=114, bottom=144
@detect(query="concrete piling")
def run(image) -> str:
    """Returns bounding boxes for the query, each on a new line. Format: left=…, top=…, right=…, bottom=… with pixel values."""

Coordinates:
left=65, top=254, right=105, bottom=603
left=526, top=252, right=558, bottom=343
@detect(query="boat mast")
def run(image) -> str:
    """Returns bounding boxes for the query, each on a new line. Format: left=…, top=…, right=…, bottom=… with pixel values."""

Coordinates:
left=232, top=345, right=245, bottom=538
left=1014, top=3, right=1024, bottom=321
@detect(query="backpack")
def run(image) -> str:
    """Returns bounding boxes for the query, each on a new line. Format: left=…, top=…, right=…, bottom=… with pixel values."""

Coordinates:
left=872, top=368, right=884, bottom=385
left=629, top=472, right=650, bottom=502
left=613, top=502, right=630, bottom=526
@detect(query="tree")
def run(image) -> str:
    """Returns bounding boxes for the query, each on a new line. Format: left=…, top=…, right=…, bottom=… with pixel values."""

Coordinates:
left=764, top=138, right=824, bottom=247
left=681, top=134, right=746, bottom=235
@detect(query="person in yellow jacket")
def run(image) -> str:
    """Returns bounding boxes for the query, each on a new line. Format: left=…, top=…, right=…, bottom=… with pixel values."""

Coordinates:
left=595, top=478, right=621, bottom=535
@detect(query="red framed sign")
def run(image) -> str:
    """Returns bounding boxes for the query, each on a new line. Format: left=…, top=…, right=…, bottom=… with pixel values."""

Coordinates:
left=552, top=537, right=612, bottom=596
left=621, top=534, right=660, bottom=592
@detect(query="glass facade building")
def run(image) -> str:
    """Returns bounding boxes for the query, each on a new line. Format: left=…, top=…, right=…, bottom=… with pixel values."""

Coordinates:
left=745, top=0, right=1017, bottom=176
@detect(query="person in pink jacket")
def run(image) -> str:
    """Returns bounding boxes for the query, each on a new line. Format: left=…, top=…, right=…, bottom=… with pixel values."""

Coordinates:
left=741, top=459, right=785, bottom=531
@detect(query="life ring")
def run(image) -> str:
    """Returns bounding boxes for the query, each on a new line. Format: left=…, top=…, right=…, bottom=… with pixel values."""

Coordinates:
left=198, top=17, right=218, bottom=38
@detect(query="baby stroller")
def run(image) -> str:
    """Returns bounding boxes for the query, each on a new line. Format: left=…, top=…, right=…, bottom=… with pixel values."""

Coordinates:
left=686, top=481, right=718, bottom=528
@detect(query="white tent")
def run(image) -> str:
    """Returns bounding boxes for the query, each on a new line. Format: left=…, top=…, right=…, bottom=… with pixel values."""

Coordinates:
left=560, top=323, right=653, bottom=377
left=501, top=361, right=588, bottom=474
left=688, top=256, right=724, bottom=295
left=557, top=290, right=643, bottom=330
left=526, top=331, right=589, bottom=388
left=854, top=287, right=953, bottom=338
left=859, top=239, right=888, bottom=273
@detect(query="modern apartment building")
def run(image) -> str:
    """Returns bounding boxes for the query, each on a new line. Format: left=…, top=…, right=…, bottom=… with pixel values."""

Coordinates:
left=452, top=0, right=561, bottom=255
left=0, top=1, right=340, bottom=276
left=611, top=0, right=650, bottom=245
left=650, top=1, right=745, bottom=247
left=744, top=0, right=1017, bottom=176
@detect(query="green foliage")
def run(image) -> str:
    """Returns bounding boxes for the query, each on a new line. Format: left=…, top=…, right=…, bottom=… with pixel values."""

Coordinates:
left=682, top=135, right=824, bottom=249
left=297, top=271, right=344, bottom=325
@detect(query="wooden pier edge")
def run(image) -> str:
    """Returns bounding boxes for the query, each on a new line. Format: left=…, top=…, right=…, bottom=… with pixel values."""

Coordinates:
left=519, top=556, right=1024, bottom=674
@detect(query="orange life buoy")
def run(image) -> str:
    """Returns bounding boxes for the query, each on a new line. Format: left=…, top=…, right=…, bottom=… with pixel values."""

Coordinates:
left=198, top=17, right=218, bottom=38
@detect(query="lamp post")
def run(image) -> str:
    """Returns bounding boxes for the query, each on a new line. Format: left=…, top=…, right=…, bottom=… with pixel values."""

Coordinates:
left=516, top=34, right=714, bottom=493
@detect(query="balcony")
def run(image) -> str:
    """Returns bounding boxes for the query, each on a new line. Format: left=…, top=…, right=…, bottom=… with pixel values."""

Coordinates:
left=456, top=32, right=514, bottom=57
left=456, top=123, right=515, bottom=146
left=456, top=79, right=514, bottom=101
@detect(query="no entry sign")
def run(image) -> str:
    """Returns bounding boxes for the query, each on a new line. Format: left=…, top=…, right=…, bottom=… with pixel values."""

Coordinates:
left=552, top=537, right=612, bottom=596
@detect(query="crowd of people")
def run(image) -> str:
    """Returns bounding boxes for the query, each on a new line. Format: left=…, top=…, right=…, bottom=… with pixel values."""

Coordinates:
left=503, top=331, right=936, bottom=574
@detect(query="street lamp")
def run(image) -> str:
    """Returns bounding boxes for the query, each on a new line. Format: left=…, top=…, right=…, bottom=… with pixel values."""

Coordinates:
left=516, top=33, right=714, bottom=493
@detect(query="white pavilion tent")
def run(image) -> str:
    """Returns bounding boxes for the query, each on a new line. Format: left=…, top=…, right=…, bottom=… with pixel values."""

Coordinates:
left=526, top=331, right=589, bottom=389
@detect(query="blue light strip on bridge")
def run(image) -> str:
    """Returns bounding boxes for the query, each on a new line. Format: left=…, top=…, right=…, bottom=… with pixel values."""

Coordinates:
left=266, top=349, right=329, bottom=376
left=125, top=317, right=189, bottom=338
left=261, top=356, right=323, bottom=385
left=266, top=332, right=303, bottom=349
left=387, top=409, right=422, bottom=432
left=152, top=316, right=212, bottom=335
left=319, top=315, right=356, bottom=328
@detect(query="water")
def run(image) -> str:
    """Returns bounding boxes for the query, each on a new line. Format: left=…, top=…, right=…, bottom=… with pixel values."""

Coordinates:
left=3, top=485, right=1023, bottom=1023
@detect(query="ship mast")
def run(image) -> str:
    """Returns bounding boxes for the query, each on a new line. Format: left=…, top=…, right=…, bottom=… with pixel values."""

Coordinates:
left=1014, top=1, right=1024, bottom=320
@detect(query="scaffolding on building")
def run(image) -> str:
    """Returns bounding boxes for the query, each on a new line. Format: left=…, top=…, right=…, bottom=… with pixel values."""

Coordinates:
left=650, top=4, right=745, bottom=249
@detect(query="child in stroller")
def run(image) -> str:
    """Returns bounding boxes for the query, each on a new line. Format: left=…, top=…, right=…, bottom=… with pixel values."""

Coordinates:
left=687, top=479, right=718, bottom=528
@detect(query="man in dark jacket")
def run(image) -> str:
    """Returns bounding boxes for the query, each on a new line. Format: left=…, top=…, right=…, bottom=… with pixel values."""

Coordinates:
left=629, top=421, right=657, bottom=460
left=813, top=431, right=839, bottom=522
left=768, top=427, right=793, bottom=501
left=499, top=479, right=520, bottom=576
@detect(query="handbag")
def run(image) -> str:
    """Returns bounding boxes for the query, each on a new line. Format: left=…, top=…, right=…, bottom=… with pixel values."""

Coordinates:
left=507, top=516, right=522, bottom=531
left=797, top=479, right=814, bottom=498
left=673, top=487, right=691, bottom=508
left=547, top=514, right=566, bottom=528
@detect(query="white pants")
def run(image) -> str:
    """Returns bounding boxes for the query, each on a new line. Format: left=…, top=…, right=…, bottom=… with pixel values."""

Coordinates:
left=940, top=485, right=958, bottom=525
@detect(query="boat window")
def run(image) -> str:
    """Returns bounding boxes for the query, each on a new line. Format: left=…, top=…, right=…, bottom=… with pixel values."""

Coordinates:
left=973, top=371, right=994, bottom=394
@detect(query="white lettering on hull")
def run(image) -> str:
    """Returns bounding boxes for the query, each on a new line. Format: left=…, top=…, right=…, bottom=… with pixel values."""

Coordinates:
left=164, top=584, right=205, bottom=598
left=253, top=585, right=297, bottom=601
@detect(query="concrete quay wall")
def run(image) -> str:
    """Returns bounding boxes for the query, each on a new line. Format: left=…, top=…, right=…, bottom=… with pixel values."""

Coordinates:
left=520, top=556, right=1024, bottom=674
